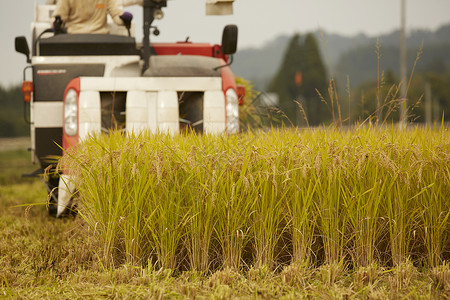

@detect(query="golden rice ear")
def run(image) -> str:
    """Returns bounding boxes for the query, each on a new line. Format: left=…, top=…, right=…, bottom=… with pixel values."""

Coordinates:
left=58, top=127, right=449, bottom=274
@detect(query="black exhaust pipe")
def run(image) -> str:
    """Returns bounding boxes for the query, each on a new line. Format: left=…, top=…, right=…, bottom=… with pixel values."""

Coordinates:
left=142, top=0, right=167, bottom=74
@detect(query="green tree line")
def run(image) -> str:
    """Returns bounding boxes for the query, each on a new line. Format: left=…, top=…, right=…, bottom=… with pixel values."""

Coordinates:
left=267, top=33, right=329, bottom=126
left=265, top=32, right=450, bottom=127
left=348, top=69, right=450, bottom=125
left=0, top=85, right=29, bottom=137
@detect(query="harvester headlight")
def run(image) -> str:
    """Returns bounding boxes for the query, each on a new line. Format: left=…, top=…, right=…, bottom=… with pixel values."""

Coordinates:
left=226, top=88, right=239, bottom=134
left=64, top=88, right=78, bottom=136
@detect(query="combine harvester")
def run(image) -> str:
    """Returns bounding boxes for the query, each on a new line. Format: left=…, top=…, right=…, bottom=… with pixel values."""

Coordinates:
left=15, top=0, right=243, bottom=217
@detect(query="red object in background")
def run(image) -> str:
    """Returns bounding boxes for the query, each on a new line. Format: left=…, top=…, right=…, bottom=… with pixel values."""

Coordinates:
left=295, top=71, right=303, bottom=86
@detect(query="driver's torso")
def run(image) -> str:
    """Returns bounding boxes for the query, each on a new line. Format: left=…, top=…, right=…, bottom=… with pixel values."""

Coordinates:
left=54, top=0, right=123, bottom=34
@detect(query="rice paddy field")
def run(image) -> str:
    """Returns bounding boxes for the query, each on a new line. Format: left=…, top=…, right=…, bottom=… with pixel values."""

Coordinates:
left=1, top=127, right=450, bottom=299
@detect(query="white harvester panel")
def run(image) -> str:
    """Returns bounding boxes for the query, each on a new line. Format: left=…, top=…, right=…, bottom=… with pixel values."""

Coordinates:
left=204, top=90, right=226, bottom=133
left=34, top=102, right=63, bottom=128
left=156, top=90, right=179, bottom=134
left=78, top=91, right=101, bottom=140
left=77, top=76, right=225, bottom=137
left=126, top=91, right=152, bottom=132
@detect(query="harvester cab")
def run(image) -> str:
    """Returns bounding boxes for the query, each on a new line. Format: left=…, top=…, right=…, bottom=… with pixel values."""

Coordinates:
left=15, top=0, right=243, bottom=217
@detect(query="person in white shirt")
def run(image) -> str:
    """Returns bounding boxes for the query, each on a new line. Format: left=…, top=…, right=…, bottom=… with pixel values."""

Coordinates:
left=52, top=0, right=133, bottom=34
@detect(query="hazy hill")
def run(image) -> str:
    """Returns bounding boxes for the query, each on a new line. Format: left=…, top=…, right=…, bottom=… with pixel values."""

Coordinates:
left=231, top=24, right=450, bottom=90
left=336, top=24, right=450, bottom=88
left=231, top=35, right=290, bottom=90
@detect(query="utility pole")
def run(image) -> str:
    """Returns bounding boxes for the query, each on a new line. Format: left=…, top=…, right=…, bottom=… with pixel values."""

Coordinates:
left=399, top=0, right=407, bottom=127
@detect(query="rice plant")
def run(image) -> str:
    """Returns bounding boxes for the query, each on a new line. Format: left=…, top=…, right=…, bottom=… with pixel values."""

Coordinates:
left=61, top=126, right=450, bottom=273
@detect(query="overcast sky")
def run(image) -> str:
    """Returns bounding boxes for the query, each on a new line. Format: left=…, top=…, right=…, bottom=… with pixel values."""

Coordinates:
left=2, top=0, right=450, bottom=87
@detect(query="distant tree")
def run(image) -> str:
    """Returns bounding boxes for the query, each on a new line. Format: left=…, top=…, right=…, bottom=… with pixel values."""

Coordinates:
left=302, top=33, right=329, bottom=125
left=351, top=69, right=399, bottom=123
left=267, top=33, right=329, bottom=126
left=425, top=71, right=450, bottom=121
left=350, top=68, right=450, bottom=124
left=424, top=57, right=447, bottom=74
left=0, top=85, right=29, bottom=137
left=267, top=34, right=304, bottom=125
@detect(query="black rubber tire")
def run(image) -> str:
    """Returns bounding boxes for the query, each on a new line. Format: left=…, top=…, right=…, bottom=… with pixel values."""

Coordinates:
left=45, top=175, right=59, bottom=218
